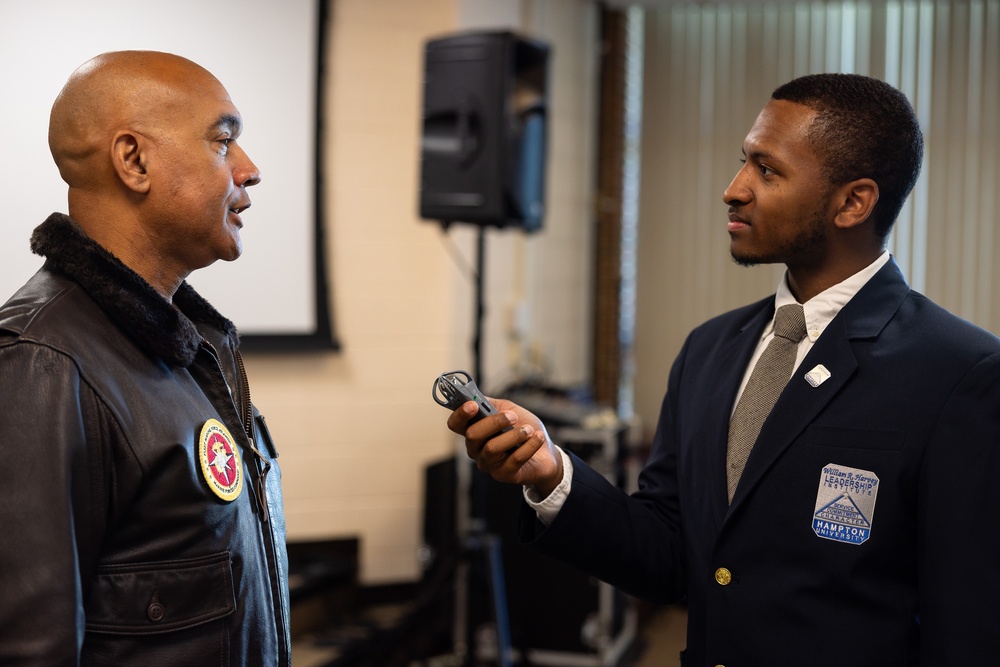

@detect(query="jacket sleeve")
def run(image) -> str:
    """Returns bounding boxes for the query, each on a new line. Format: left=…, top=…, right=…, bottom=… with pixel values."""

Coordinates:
left=518, top=339, right=689, bottom=605
left=0, top=341, right=111, bottom=664
left=918, top=350, right=1000, bottom=662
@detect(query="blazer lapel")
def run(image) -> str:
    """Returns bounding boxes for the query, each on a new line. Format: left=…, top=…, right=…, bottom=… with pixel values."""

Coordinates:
left=725, top=258, right=911, bottom=514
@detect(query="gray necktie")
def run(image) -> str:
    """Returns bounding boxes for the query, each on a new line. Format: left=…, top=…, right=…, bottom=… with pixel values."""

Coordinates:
left=726, top=303, right=807, bottom=502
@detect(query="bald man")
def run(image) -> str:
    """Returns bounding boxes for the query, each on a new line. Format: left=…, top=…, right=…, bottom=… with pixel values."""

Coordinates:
left=0, top=52, right=290, bottom=665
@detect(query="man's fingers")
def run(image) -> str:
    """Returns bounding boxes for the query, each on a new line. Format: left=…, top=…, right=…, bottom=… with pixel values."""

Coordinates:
left=446, top=401, right=480, bottom=433
left=466, top=409, right=518, bottom=441
left=448, top=403, right=518, bottom=439
left=480, top=423, right=532, bottom=459
left=468, top=424, right=529, bottom=472
left=475, top=426, right=546, bottom=482
left=499, top=428, right=546, bottom=471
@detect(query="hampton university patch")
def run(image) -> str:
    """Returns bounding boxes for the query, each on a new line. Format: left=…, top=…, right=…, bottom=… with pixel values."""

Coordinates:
left=812, top=463, right=879, bottom=545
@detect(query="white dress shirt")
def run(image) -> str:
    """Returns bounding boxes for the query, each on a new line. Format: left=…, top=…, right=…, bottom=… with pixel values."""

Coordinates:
left=526, top=251, right=891, bottom=525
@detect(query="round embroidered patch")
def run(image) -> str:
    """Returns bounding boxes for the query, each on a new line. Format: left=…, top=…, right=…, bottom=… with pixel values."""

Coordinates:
left=198, top=419, right=243, bottom=501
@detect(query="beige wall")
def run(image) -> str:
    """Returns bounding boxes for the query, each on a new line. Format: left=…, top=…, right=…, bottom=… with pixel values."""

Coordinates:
left=243, top=0, right=598, bottom=584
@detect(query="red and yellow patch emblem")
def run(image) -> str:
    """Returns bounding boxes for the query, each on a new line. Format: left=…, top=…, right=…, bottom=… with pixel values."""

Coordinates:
left=198, top=419, right=243, bottom=502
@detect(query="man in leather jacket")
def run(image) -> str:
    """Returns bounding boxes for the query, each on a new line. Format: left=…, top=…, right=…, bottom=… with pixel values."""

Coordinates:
left=0, top=51, right=290, bottom=665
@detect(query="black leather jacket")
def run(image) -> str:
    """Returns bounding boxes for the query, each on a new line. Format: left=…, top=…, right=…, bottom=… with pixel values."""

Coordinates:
left=0, top=214, right=291, bottom=666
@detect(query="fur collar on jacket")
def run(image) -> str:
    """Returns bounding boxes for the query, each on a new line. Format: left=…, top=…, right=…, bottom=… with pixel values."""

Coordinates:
left=30, top=212, right=239, bottom=368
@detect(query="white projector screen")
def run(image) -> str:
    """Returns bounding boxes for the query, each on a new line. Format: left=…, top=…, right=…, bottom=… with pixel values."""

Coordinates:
left=0, top=0, right=335, bottom=349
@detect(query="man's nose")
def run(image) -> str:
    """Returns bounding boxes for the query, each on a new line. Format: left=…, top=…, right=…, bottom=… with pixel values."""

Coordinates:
left=722, top=167, right=749, bottom=206
left=234, top=145, right=261, bottom=187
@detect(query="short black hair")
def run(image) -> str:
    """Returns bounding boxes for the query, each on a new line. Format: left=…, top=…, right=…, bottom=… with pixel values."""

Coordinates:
left=772, top=73, right=923, bottom=238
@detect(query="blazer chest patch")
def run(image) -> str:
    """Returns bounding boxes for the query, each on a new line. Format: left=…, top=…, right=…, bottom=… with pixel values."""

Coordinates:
left=812, top=463, right=879, bottom=545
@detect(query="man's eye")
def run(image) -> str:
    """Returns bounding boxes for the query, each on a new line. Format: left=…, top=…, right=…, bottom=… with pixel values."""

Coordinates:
left=739, top=157, right=772, bottom=177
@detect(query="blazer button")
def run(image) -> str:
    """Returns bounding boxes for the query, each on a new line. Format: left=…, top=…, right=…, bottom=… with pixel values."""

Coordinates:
left=714, top=567, right=732, bottom=586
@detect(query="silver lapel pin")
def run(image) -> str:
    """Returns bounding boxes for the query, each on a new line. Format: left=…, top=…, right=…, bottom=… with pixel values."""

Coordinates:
left=804, top=364, right=831, bottom=387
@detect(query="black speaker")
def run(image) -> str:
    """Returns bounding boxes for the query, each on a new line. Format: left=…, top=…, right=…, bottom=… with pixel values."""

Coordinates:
left=419, top=31, right=549, bottom=231
left=421, top=456, right=458, bottom=571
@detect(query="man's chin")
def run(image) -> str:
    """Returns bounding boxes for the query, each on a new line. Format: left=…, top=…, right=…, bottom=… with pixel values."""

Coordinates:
left=202, top=246, right=242, bottom=268
left=730, top=247, right=763, bottom=268
left=222, top=234, right=243, bottom=262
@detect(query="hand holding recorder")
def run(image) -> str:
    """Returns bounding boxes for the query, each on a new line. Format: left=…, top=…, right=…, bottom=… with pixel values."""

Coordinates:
left=434, top=371, right=564, bottom=497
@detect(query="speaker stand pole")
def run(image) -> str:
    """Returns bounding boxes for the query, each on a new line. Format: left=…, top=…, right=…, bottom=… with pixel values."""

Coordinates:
left=473, top=226, right=486, bottom=388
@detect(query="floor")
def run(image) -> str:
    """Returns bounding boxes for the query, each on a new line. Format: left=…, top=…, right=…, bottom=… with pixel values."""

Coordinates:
left=291, top=603, right=687, bottom=666
left=292, top=643, right=339, bottom=667
left=628, top=606, right=687, bottom=667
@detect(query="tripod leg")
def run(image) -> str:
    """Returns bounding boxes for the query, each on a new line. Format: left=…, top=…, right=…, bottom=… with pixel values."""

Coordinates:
left=482, top=535, right=513, bottom=667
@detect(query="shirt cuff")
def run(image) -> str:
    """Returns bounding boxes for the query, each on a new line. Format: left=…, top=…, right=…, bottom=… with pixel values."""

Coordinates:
left=523, top=447, right=573, bottom=526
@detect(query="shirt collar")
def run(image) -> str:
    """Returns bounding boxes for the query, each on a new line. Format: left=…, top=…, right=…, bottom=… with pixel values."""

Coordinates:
left=771, top=251, right=891, bottom=342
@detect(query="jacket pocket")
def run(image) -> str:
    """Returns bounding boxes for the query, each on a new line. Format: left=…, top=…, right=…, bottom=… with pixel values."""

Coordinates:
left=87, top=550, right=235, bottom=634
left=83, top=551, right=235, bottom=666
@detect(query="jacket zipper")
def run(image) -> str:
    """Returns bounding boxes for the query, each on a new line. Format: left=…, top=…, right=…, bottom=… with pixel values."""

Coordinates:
left=234, top=349, right=255, bottom=442
left=234, top=349, right=270, bottom=523
left=233, top=347, right=291, bottom=667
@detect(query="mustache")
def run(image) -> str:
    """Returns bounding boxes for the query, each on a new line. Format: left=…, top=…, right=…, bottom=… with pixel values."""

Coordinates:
left=728, top=207, right=749, bottom=224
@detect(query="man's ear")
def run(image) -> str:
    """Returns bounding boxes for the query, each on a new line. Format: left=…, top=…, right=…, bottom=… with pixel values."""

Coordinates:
left=832, top=178, right=879, bottom=230
left=111, top=131, right=151, bottom=194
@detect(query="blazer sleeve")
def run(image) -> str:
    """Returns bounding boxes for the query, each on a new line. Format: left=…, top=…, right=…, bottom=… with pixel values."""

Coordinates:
left=917, top=350, right=1000, bottom=662
left=517, top=338, right=691, bottom=605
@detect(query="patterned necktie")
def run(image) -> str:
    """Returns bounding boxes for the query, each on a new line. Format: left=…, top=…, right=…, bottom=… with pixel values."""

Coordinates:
left=726, top=303, right=807, bottom=502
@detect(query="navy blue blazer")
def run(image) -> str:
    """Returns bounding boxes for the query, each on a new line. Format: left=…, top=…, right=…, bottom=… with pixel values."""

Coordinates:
left=522, top=258, right=1000, bottom=666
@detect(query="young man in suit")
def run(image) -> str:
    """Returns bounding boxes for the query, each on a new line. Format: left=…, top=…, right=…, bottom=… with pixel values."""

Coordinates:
left=447, top=74, right=1000, bottom=666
